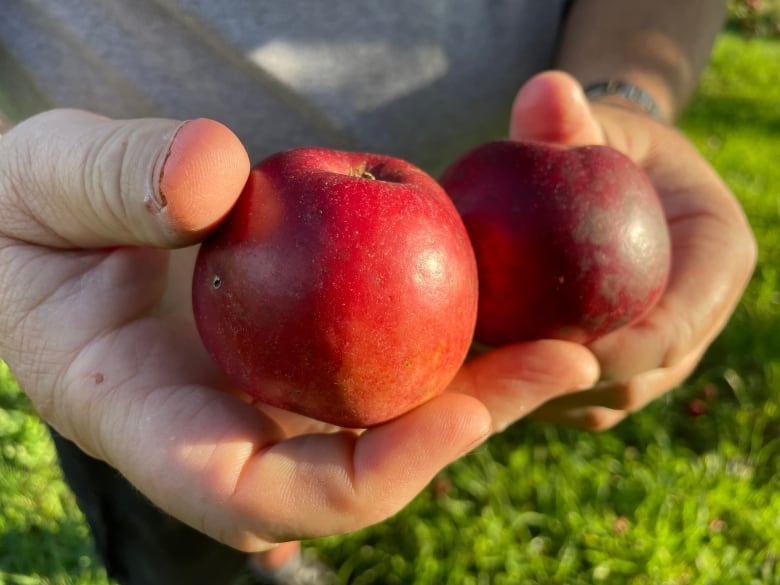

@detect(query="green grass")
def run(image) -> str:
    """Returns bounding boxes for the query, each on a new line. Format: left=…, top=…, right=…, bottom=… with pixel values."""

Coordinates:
left=727, top=0, right=780, bottom=38
left=0, top=363, right=108, bottom=585
left=1, top=30, right=779, bottom=584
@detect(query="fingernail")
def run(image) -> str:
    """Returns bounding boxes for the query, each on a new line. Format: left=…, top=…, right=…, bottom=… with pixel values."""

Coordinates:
left=153, top=119, right=250, bottom=234
left=145, top=120, right=190, bottom=214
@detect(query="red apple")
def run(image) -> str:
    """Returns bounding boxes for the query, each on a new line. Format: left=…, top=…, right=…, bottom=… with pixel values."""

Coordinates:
left=192, top=147, right=478, bottom=428
left=439, top=139, right=670, bottom=346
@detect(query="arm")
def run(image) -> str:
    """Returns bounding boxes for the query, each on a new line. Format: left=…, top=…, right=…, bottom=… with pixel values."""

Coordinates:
left=556, top=0, right=728, bottom=121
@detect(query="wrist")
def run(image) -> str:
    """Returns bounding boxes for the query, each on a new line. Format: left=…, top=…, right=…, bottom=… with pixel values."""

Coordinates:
left=584, top=81, right=666, bottom=122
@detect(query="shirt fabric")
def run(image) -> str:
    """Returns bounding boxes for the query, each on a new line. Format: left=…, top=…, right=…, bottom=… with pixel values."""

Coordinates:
left=0, top=1, right=570, bottom=174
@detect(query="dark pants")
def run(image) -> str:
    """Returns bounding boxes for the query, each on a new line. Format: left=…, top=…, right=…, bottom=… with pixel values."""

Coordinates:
left=50, top=428, right=250, bottom=585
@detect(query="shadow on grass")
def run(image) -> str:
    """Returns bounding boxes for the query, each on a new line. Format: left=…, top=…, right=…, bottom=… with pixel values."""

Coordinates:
left=725, top=15, right=780, bottom=40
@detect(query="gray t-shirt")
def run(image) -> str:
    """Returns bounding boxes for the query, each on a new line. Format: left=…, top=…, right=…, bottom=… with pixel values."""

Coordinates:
left=0, top=0, right=569, bottom=173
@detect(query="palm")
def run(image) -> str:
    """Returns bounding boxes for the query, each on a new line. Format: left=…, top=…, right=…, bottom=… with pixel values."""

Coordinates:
left=63, top=244, right=336, bottom=446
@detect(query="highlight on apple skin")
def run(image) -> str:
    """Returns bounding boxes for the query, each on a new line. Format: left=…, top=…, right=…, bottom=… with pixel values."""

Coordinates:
left=440, top=139, right=671, bottom=346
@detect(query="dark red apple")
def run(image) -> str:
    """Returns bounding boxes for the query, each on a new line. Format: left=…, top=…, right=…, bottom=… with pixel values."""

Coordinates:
left=192, top=147, right=478, bottom=428
left=439, top=139, right=670, bottom=346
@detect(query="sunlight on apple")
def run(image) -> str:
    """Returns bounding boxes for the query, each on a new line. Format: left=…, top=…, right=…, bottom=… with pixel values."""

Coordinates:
left=413, top=249, right=447, bottom=287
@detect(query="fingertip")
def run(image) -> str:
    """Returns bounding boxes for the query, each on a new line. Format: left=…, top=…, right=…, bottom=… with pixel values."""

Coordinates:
left=360, top=393, right=492, bottom=478
left=572, top=341, right=603, bottom=390
left=514, top=71, right=579, bottom=109
left=431, top=393, right=494, bottom=457
left=451, top=340, right=602, bottom=433
left=511, top=71, right=571, bottom=140
left=510, top=71, right=602, bottom=145
left=549, top=339, right=602, bottom=391
left=159, top=118, right=250, bottom=235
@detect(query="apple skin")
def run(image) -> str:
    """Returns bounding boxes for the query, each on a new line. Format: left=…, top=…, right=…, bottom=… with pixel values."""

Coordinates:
left=439, top=139, right=671, bottom=346
left=192, top=147, right=478, bottom=428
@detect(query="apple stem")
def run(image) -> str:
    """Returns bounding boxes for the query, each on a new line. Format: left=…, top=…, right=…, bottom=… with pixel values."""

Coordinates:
left=348, top=165, right=376, bottom=180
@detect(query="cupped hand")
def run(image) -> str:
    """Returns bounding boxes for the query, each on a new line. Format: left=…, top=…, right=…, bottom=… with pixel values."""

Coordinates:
left=508, top=71, right=757, bottom=430
left=0, top=109, right=599, bottom=551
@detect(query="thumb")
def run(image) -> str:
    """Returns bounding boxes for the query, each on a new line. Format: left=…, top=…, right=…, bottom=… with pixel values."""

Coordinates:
left=0, top=109, right=250, bottom=248
left=509, top=71, right=605, bottom=146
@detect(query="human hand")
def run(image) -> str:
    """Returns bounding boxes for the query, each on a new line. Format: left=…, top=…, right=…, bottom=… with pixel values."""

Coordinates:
left=507, top=71, right=757, bottom=430
left=0, top=109, right=599, bottom=550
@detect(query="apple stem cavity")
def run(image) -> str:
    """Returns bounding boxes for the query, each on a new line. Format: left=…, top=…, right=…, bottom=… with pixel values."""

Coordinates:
left=347, top=164, right=376, bottom=181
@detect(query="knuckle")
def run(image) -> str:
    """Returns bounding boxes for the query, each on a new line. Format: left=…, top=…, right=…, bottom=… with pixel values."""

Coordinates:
left=0, top=111, right=78, bottom=245
left=0, top=135, right=40, bottom=237
left=660, top=314, right=695, bottom=371
left=740, top=227, right=759, bottom=279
